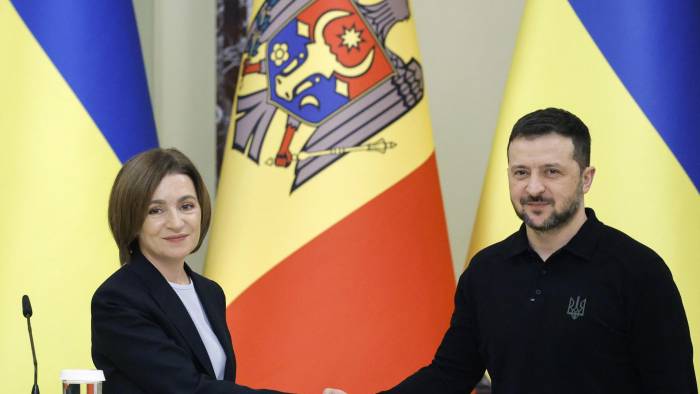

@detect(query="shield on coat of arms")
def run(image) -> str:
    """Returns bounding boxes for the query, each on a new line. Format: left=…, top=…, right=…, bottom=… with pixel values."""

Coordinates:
left=266, top=0, right=394, bottom=125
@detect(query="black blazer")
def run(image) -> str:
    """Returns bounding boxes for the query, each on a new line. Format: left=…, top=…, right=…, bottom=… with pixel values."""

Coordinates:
left=91, top=251, right=281, bottom=394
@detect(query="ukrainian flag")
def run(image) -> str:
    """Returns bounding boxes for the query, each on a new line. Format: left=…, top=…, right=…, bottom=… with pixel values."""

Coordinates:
left=0, top=1, right=157, bottom=392
left=470, top=0, right=699, bottom=382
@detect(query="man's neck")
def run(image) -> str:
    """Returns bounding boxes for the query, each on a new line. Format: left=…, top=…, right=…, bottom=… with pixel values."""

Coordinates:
left=526, top=208, right=587, bottom=262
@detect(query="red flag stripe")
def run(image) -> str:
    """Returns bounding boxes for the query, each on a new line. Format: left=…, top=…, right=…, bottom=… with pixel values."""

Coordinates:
left=228, top=153, right=455, bottom=393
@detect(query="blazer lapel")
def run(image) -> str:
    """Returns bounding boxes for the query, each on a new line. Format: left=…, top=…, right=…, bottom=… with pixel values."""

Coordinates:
left=188, top=268, right=236, bottom=381
left=129, top=253, right=216, bottom=378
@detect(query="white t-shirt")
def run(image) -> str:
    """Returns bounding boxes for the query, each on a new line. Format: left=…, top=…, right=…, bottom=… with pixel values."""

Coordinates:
left=169, top=280, right=226, bottom=380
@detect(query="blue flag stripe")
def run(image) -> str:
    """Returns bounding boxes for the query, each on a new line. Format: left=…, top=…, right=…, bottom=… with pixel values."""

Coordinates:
left=10, top=0, right=158, bottom=163
left=569, top=0, right=700, bottom=191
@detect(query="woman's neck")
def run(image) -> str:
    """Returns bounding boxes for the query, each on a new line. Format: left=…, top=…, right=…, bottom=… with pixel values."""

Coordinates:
left=141, top=252, right=189, bottom=284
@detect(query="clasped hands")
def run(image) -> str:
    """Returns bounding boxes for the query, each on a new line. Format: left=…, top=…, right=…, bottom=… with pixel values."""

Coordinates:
left=322, top=388, right=347, bottom=394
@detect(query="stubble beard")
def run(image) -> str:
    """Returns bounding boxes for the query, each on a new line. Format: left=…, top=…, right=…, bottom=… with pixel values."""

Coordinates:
left=513, top=180, right=584, bottom=232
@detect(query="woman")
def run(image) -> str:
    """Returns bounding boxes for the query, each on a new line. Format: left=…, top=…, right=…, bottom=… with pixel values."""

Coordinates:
left=92, top=148, right=283, bottom=394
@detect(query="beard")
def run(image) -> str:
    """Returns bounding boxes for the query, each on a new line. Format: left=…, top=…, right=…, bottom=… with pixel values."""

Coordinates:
left=513, top=181, right=583, bottom=232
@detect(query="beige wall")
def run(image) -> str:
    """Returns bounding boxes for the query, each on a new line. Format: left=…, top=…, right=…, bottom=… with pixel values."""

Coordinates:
left=412, top=1, right=523, bottom=276
left=133, top=0, right=525, bottom=277
left=134, top=0, right=217, bottom=272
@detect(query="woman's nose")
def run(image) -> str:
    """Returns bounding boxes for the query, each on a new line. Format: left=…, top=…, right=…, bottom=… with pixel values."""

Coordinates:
left=165, top=208, right=184, bottom=228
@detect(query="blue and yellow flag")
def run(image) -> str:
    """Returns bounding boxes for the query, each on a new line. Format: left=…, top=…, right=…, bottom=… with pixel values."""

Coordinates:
left=0, top=1, right=157, bottom=391
left=470, top=0, right=699, bottom=381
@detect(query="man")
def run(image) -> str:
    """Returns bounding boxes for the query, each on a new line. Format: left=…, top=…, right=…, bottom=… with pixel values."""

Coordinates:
left=375, top=108, right=697, bottom=393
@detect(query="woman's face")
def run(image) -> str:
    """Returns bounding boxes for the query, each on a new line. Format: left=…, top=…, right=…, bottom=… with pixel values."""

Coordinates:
left=138, top=173, right=201, bottom=267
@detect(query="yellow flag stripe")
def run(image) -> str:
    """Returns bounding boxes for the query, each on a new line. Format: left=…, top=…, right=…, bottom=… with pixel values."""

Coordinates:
left=0, top=2, right=122, bottom=390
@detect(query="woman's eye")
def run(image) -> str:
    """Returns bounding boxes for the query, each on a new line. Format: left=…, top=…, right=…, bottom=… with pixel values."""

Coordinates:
left=181, top=203, right=195, bottom=210
left=148, top=207, right=162, bottom=215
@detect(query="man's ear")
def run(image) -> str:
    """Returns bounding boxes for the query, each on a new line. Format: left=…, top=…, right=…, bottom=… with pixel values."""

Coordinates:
left=582, top=166, right=596, bottom=193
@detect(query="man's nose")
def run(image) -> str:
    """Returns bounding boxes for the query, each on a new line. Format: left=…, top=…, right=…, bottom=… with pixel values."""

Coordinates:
left=526, top=174, right=545, bottom=196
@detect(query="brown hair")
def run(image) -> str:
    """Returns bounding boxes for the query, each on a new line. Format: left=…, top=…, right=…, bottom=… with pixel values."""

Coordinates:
left=108, top=148, right=212, bottom=265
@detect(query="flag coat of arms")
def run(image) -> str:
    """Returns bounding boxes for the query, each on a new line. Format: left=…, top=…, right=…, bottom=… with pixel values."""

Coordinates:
left=206, top=0, right=455, bottom=392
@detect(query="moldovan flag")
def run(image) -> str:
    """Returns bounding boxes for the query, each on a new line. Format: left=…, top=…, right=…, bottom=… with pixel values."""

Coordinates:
left=469, top=0, right=700, bottom=382
left=205, top=0, right=455, bottom=392
left=0, top=2, right=157, bottom=392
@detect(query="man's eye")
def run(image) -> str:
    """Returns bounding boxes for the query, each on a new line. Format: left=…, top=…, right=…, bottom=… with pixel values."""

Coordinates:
left=546, top=169, right=560, bottom=176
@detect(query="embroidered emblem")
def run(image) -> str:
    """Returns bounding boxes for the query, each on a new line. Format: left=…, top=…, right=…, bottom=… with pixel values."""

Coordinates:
left=566, top=296, right=586, bottom=320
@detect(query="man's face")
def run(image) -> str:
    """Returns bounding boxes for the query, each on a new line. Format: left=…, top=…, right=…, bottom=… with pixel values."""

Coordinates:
left=507, top=133, right=594, bottom=232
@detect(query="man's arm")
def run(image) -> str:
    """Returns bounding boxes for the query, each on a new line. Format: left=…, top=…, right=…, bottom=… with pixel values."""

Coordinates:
left=379, top=268, right=486, bottom=393
left=629, top=255, right=697, bottom=393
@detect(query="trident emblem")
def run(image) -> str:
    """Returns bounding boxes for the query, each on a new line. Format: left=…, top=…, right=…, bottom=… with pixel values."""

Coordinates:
left=566, top=296, right=587, bottom=320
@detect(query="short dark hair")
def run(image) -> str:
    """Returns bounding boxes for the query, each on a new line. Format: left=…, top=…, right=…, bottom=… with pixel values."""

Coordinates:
left=108, top=148, right=212, bottom=265
left=507, top=108, right=591, bottom=170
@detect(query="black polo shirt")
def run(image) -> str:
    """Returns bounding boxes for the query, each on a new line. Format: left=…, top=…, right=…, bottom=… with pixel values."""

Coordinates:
left=384, top=208, right=696, bottom=394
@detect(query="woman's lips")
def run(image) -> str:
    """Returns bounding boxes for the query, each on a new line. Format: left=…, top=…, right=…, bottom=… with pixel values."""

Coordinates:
left=163, top=234, right=188, bottom=242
